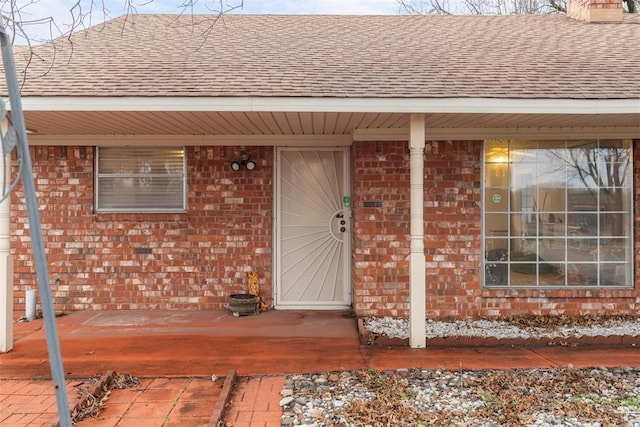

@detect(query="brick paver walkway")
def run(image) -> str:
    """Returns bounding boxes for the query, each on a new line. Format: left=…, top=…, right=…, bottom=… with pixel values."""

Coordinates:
left=1, top=377, right=225, bottom=427
left=0, top=379, right=58, bottom=426
left=93, top=377, right=221, bottom=427
left=223, top=376, right=284, bottom=427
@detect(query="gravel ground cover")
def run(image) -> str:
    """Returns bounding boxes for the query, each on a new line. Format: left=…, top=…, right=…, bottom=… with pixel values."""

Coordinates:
left=280, top=315, right=640, bottom=427
left=280, top=367, right=640, bottom=427
left=364, top=315, right=640, bottom=341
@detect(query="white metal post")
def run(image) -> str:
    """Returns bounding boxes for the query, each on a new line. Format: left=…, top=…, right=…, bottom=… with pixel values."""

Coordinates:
left=0, top=148, right=12, bottom=353
left=409, top=114, right=426, bottom=348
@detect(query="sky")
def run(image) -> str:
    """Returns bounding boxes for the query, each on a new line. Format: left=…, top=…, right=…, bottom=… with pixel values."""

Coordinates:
left=9, top=0, right=406, bottom=43
left=255, top=0, right=398, bottom=14
left=157, top=0, right=403, bottom=14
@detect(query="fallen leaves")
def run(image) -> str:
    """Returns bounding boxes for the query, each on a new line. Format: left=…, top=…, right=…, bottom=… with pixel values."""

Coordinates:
left=502, top=314, right=640, bottom=331
left=473, top=368, right=629, bottom=426
left=313, top=367, right=640, bottom=426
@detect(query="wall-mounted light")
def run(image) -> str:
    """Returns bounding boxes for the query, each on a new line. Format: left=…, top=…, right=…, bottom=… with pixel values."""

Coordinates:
left=231, top=156, right=256, bottom=171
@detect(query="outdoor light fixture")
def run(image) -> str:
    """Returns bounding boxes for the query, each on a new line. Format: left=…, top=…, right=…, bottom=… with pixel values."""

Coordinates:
left=230, top=157, right=257, bottom=171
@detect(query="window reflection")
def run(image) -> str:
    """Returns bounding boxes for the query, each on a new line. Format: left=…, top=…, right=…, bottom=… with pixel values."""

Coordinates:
left=483, top=139, right=632, bottom=288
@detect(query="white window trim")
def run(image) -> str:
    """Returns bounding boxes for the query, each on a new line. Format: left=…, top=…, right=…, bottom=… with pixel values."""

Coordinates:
left=94, top=146, right=187, bottom=213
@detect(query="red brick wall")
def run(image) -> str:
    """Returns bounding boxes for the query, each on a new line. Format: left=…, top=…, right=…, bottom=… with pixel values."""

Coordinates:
left=422, top=140, right=482, bottom=318
left=353, top=140, right=640, bottom=319
left=352, top=141, right=410, bottom=317
left=11, top=146, right=273, bottom=311
left=11, top=140, right=640, bottom=318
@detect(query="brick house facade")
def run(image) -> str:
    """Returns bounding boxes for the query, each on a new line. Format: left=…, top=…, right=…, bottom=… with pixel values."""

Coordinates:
left=1, top=7, right=639, bottom=349
left=10, top=139, right=640, bottom=318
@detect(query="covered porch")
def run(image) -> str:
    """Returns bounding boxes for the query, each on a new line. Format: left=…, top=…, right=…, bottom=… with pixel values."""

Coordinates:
left=2, top=99, right=640, bottom=354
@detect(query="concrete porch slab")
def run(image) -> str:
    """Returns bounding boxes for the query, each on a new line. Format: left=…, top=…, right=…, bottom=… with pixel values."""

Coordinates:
left=1, top=309, right=364, bottom=379
left=4, top=309, right=640, bottom=380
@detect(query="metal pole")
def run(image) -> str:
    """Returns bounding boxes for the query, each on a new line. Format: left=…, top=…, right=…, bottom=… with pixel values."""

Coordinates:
left=0, top=27, right=72, bottom=426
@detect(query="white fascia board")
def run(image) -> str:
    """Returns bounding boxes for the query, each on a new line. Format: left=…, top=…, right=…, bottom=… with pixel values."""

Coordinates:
left=19, top=96, right=640, bottom=114
left=20, top=97, right=252, bottom=112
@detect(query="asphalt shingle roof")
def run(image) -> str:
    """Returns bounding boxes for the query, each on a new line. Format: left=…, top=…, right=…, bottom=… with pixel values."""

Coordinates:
left=16, top=13, right=640, bottom=99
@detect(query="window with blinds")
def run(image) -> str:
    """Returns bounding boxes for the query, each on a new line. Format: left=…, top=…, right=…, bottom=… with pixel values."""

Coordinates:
left=95, top=147, right=186, bottom=212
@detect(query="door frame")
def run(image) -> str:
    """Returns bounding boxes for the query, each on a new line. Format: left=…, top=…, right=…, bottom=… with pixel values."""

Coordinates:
left=273, top=147, right=352, bottom=309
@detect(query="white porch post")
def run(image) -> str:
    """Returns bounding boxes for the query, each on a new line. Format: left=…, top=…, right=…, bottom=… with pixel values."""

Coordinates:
left=0, top=146, right=13, bottom=353
left=409, top=114, right=426, bottom=348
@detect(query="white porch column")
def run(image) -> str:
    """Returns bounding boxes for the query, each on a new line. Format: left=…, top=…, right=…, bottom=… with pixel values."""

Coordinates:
left=409, top=114, right=426, bottom=348
left=0, top=145, right=13, bottom=353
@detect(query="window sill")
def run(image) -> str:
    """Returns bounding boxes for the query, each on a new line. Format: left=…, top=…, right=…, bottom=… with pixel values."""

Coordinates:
left=481, top=287, right=637, bottom=298
left=93, top=212, right=188, bottom=222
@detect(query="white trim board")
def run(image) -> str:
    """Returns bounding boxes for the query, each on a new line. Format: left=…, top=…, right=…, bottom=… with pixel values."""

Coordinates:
left=19, top=97, right=640, bottom=115
left=30, top=127, right=640, bottom=147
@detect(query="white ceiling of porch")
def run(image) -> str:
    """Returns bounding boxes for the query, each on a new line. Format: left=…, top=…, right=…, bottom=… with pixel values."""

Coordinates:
left=25, top=111, right=407, bottom=136
left=24, top=110, right=640, bottom=140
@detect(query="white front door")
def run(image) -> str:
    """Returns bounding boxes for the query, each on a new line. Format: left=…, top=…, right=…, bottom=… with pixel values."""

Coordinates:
left=275, top=148, right=351, bottom=308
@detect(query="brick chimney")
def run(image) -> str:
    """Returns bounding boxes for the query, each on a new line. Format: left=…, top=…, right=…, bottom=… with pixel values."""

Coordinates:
left=567, top=0, right=623, bottom=22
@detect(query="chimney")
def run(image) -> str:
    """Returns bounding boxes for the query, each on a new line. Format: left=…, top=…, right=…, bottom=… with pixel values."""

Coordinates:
left=567, top=0, right=624, bottom=22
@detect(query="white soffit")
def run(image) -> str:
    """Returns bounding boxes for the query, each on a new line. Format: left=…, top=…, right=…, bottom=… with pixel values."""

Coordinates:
left=19, top=96, right=640, bottom=115
left=354, top=127, right=640, bottom=141
left=28, top=134, right=354, bottom=147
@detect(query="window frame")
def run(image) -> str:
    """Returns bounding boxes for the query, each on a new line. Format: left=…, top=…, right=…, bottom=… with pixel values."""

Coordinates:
left=482, top=139, right=634, bottom=289
left=94, top=146, right=187, bottom=213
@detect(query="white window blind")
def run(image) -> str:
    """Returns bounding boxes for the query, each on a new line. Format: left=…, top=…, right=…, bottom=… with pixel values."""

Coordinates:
left=96, top=147, right=186, bottom=212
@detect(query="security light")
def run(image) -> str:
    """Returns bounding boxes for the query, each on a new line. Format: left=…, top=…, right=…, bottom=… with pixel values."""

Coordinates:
left=230, top=158, right=257, bottom=171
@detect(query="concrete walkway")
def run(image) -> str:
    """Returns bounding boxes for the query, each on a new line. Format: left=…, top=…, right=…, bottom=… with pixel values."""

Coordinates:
left=1, top=310, right=640, bottom=426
